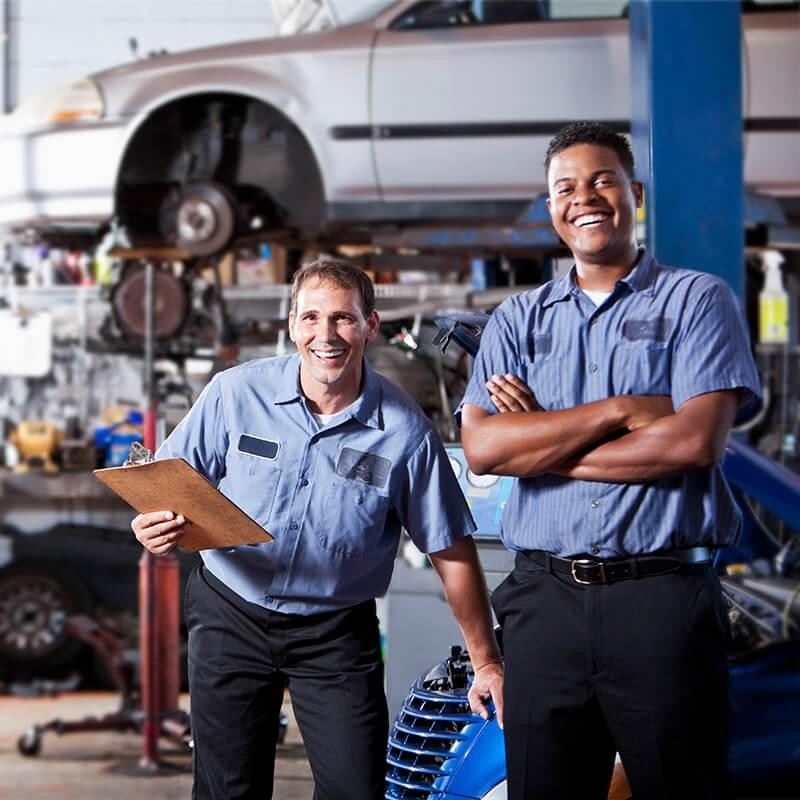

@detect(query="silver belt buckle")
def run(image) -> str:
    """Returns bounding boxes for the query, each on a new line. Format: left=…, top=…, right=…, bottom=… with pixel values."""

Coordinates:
left=570, top=558, right=606, bottom=585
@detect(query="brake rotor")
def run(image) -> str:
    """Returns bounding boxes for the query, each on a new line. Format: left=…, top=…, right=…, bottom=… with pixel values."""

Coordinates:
left=159, top=181, right=236, bottom=257
left=111, top=266, right=190, bottom=339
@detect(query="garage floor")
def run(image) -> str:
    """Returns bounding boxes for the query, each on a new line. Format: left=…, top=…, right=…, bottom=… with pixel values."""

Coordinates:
left=0, top=692, right=314, bottom=799
left=3, top=692, right=795, bottom=799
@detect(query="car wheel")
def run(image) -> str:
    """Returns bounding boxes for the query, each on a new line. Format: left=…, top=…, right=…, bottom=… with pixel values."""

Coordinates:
left=159, top=181, right=237, bottom=257
left=0, top=562, right=90, bottom=673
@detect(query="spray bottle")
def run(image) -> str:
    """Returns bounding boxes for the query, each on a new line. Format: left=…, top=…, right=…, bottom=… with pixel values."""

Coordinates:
left=759, top=249, right=789, bottom=344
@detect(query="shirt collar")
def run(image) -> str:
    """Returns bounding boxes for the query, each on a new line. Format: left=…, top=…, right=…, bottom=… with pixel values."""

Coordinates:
left=541, top=247, right=655, bottom=308
left=617, top=248, right=656, bottom=295
left=273, top=354, right=305, bottom=404
left=273, top=354, right=383, bottom=430
left=350, top=360, right=384, bottom=430
left=540, top=270, right=576, bottom=308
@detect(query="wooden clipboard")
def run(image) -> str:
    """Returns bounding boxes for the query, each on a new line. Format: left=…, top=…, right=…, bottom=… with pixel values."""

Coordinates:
left=93, top=458, right=273, bottom=552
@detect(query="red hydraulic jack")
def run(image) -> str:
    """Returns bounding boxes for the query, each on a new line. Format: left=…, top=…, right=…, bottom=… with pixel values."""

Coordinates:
left=138, top=259, right=190, bottom=771
left=137, top=428, right=186, bottom=770
left=137, top=509, right=188, bottom=770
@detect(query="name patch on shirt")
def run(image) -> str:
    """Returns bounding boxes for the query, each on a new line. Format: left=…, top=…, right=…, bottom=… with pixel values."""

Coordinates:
left=335, top=448, right=390, bottom=489
left=533, top=334, right=552, bottom=356
left=238, top=434, right=280, bottom=461
left=622, top=317, right=672, bottom=342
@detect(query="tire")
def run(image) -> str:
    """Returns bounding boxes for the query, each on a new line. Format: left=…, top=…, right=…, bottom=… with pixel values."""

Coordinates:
left=0, top=562, right=90, bottom=674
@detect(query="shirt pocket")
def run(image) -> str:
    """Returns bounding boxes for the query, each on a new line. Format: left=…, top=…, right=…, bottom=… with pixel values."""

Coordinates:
left=318, top=480, right=391, bottom=557
left=613, top=342, right=672, bottom=397
left=230, top=453, right=282, bottom=526
left=520, top=355, right=564, bottom=410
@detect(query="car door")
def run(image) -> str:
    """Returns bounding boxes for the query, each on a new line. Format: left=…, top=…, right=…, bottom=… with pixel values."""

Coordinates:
left=370, top=0, right=629, bottom=208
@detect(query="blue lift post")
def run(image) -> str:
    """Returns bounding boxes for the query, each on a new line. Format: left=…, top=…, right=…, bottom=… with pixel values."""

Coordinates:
left=629, top=0, right=745, bottom=298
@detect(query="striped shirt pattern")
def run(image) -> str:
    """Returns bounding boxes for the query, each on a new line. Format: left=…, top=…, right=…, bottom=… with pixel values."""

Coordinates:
left=460, top=250, right=761, bottom=558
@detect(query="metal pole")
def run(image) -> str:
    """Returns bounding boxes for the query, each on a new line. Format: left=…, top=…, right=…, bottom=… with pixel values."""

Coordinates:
left=629, top=0, right=744, bottom=296
left=139, top=260, right=160, bottom=770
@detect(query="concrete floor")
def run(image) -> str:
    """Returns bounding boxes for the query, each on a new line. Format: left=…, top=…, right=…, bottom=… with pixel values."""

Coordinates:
left=0, top=692, right=314, bottom=799
left=3, top=692, right=795, bottom=800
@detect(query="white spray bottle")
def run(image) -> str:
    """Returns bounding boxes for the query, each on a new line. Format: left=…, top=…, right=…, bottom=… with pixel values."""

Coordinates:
left=759, top=249, right=789, bottom=344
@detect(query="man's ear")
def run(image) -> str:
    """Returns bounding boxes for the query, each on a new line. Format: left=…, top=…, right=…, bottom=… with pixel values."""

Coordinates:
left=288, top=312, right=296, bottom=342
left=632, top=180, right=644, bottom=208
left=366, top=310, right=380, bottom=342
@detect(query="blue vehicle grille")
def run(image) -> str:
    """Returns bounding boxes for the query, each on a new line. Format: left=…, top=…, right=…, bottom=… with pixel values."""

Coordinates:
left=385, top=681, right=482, bottom=799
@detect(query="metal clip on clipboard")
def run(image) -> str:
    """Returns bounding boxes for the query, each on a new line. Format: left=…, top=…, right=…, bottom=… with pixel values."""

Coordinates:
left=124, top=441, right=154, bottom=466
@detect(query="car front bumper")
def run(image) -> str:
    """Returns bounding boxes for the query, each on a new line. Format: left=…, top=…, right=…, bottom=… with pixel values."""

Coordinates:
left=0, top=117, right=135, bottom=233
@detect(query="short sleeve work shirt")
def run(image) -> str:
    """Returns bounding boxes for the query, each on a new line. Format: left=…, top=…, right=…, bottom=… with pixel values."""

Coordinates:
left=159, top=355, right=475, bottom=614
left=460, top=251, right=762, bottom=558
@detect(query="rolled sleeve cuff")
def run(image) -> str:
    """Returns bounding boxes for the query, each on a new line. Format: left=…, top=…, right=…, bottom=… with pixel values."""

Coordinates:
left=455, top=389, right=496, bottom=428
left=420, top=522, right=477, bottom=555
left=673, top=377, right=762, bottom=424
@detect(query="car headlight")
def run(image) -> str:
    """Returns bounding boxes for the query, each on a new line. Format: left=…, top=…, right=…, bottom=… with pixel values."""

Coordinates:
left=7, top=79, right=104, bottom=130
left=46, top=79, right=104, bottom=122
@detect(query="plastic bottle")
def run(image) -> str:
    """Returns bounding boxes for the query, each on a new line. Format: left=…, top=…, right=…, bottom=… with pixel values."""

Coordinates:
left=93, top=409, right=144, bottom=467
left=759, top=250, right=789, bottom=344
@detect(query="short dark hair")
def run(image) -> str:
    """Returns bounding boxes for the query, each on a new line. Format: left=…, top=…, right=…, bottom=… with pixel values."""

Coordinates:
left=291, top=257, right=376, bottom=317
left=544, top=121, right=635, bottom=180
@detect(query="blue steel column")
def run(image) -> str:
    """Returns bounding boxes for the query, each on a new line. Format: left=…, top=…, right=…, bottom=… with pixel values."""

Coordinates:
left=629, top=0, right=744, bottom=297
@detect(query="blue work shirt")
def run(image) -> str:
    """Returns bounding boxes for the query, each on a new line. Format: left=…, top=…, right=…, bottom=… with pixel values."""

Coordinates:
left=460, top=250, right=761, bottom=558
left=159, top=355, right=475, bottom=614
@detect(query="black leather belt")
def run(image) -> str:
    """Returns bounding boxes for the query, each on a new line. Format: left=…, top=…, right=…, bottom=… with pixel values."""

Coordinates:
left=521, top=547, right=712, bottom=585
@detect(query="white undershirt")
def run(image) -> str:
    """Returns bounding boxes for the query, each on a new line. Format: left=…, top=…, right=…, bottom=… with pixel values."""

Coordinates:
left=582, top=289, right=612, bottom=307
left=311, top=410, right=341, bottom=427
left=310, top=399, right=356, bottom=428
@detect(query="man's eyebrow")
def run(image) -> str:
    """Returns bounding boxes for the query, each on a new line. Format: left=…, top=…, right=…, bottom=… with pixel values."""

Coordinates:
left=553, top=169, right=617, bottom=185
left=301, top=308, right=355, bottom=315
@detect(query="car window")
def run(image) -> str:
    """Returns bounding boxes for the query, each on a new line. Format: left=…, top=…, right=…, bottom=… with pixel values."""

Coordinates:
left=390, top=0, right=627, bottom=30
left=545, top=0, right=628, bottom=19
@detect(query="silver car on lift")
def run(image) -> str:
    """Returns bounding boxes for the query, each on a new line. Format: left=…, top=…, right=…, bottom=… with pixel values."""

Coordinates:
left=0, top=0, right=797, bottom=256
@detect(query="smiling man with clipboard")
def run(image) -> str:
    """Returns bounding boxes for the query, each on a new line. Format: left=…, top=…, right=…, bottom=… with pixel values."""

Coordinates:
left=130, top=258, right=502, bottom=800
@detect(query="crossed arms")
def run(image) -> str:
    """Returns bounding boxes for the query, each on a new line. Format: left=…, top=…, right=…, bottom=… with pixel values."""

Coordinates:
left=461, top=374, right=739, bottom=483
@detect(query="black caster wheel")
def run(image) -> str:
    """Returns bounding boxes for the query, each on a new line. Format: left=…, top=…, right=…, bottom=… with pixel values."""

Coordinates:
left=17, top=728, right=42, bottom=757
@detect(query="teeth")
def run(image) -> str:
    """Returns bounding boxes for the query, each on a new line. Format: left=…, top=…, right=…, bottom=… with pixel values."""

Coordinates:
left=313, top=350, right=344, bottom=359
left=575, top=214, right=608, bottom=228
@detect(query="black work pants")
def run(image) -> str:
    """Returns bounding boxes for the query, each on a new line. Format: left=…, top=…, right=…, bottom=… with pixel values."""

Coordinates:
left=185, top=566, right=388, bottom=800
left=492, top=552, right=731, bottom=800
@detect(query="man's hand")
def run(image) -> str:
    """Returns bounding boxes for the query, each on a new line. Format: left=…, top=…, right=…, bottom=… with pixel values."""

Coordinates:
left=131, top=510, right=190, bottom=556
left=468, top=659, right=504, bottom=729
left=428, top=538, right=504, bottom=728
left=486, top=373, right=541, bottom=413
left=619, top=395, right=674, bottom=430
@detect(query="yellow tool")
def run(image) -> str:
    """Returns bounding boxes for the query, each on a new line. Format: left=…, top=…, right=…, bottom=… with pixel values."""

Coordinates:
left=9, top=421, right=62, bottom=473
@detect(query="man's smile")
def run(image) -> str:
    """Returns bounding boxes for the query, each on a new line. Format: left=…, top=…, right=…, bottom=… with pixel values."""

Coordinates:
left=310, top=347, right=346, bottom=362
left=571, top=211, right=612, bottom=229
